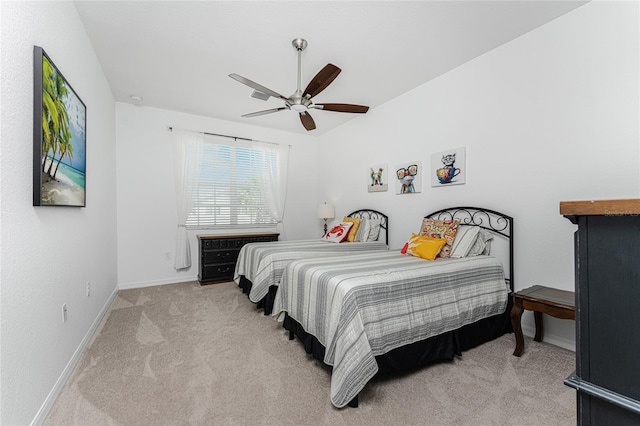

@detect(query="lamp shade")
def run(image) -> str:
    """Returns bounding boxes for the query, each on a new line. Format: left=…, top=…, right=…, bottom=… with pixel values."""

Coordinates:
left=317, top=203, right=335, bottom=220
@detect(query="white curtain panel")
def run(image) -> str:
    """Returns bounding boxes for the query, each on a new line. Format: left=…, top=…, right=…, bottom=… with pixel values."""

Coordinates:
left=255, top=141, right=289, bottom=238
left=172, top=129, right=204, bottom=270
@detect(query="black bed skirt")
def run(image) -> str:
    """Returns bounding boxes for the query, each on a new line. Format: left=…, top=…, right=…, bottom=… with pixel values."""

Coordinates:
left=238, top=276, right=278, bottom=316
left=282, top=296, right=513, bottom=405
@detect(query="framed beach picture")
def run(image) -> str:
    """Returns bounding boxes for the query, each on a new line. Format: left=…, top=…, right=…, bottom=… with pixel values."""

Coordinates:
left=431, top=147, right=466, bottom=187
left=33, top=46, right=86, bottom=207
left=367, top=164, right=388, bottom=192
left=394, top=161, right=422, bottom=194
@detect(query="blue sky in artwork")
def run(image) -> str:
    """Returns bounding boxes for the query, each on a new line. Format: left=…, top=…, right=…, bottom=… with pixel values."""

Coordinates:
left=61, top=87, right=86, bottom=173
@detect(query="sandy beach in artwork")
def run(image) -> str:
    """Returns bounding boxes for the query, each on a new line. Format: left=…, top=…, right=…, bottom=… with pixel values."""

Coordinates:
left=40, top=158, right=85, bottom=206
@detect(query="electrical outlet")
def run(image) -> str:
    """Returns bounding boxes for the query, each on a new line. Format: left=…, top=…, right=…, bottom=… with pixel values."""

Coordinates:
left=164, top=252, right=171, bottom=261
left=86, top=281, right=90, bottom=297
left=62, top=303, right=67, bottom=323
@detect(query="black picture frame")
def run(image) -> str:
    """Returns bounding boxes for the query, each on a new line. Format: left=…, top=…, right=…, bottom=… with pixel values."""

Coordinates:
left=33, top=46, right=87, bottom=207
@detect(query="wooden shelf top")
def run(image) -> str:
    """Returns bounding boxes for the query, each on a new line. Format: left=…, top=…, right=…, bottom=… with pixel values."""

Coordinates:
left=560, top=198, right=640, bottom=217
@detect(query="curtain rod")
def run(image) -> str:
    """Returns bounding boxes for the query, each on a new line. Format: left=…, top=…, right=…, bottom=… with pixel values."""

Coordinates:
left=168, top=126, right=291, bottom=148
left=168, top=126, right=254, bottom=142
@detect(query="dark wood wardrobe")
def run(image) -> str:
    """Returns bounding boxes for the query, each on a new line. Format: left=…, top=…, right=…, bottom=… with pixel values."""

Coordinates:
left=561, top=199, right=640, bottom=425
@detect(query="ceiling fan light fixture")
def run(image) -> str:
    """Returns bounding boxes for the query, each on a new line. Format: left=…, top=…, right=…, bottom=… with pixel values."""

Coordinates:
left=290, top=104, right=307, bottom=112
left=250, top=90, right=270, bottom=101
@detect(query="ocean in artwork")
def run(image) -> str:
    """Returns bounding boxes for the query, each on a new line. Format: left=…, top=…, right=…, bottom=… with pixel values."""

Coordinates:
left=41, top=156, right=86, bottom=206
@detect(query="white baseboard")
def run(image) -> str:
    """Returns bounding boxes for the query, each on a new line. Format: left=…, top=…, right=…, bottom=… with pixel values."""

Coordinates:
left=118, top=275, right=198, bottom=290
left=31, top=286, right=119, bottom=425
left=521, top=324, right=576, bottom=352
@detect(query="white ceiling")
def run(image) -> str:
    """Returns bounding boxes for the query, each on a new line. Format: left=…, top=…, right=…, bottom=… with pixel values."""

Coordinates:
left=74, top=1, right=587, bottom=136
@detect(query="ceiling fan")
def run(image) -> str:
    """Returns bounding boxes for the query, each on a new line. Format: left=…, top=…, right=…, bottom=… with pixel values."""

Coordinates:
left=229, top=38, right=369, bottom=131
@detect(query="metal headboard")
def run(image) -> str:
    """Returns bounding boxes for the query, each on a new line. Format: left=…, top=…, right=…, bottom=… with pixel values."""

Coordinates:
left=346, top=209, right=389, bottom=245
left=425, top=206, right=514, bottom=291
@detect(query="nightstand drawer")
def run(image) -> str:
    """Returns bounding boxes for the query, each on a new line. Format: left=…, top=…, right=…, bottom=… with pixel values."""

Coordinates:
left=202, top=249, right=240, bottom=264
left=201, top=262, right=236, bottom=282
left=202, top=239, right=244, bottom=250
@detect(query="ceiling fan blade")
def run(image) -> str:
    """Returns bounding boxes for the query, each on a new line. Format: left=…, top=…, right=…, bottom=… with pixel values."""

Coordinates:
left=241, top=107, right=287, bottom=118
left=299, top=112, right=316, bottom=131
left=229, top=73, right=289, bottom=101
left=303, top=64, right=341, bottom=99
left=314, top=103, right=369, bottom=113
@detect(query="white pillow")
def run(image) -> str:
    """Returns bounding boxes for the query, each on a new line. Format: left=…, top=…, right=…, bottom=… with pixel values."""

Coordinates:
left=472, top=229, right=493, bottom=256
left=367, top=219, right=381, bottom=242
left=354, top=218, right=370, bottom=242
left=322, top=222, right=354, bottom=243
left=449, top=225, right=481, bottom=258
left=450, top=226, right=494, bottom=257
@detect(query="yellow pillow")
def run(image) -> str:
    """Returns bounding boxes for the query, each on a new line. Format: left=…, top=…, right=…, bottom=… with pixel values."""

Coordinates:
left=342, top=217, right=361, bottom=242
left=406, top=234, right=448, bottom=261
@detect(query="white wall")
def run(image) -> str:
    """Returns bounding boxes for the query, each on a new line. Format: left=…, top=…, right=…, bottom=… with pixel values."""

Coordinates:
left=1, top=2, right=636, bottom=423
left=115, top=104, right=319, bottom=288
left=0, top=2, right=118, bottom=424
left=316, top=1, right=639, bottom=349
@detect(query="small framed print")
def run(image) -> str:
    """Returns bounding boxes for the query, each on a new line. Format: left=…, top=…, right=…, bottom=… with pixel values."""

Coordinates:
left=395, top=161, right=422, bottom=194
left=368, top=164, right=388, bottom=192
left=431, top=147, right=466, bottom=187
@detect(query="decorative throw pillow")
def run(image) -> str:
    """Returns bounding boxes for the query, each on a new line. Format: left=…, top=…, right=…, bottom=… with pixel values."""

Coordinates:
left=450, top=225, right=481, bottom=258
left=342, top=217, right=361, bottom=242
left=367, top=219, right=382, bottom=242
left=405, top=234, right=448, bottom=260
left=480, top=234, right=492, bottom=255
left=450, top=226, right=494, bottom=257
left=468, top=229, right=494, bottom=256
left=419, top=219, right=460, bottom=258
left=355, top=218, right=371, bottom=242
left=322, top=222, right=354, bottom=243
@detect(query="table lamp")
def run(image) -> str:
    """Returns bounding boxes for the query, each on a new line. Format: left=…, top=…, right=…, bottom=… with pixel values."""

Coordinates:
left=317, top=203, right=335, bottom=235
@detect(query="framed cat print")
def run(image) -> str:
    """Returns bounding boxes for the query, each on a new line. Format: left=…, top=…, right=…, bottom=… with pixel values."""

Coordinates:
left=431, top=147, right=466, bottom=187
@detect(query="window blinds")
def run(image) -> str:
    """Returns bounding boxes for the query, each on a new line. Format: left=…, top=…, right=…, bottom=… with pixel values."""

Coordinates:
left=185, top=134, right=278, bottom=229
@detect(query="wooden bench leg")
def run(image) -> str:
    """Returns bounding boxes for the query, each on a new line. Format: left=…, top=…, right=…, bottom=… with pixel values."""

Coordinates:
left=534, top=311, right=543, bottom=342
left=510, top=296, right=525, bottom=357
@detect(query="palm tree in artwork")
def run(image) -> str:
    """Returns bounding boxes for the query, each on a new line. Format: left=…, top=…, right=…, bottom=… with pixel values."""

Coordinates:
left=41, top=57, right=58, bottom=174
left=52, top=138, right=73, bottom=179
left=41, top=55, right=71, bottom=180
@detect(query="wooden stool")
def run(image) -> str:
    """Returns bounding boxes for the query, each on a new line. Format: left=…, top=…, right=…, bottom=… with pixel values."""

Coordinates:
left=510, top=285, right=575, bottom=357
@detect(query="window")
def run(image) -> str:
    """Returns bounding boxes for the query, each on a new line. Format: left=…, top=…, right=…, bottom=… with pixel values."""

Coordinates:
left=185, top=135, right=280, bottom=229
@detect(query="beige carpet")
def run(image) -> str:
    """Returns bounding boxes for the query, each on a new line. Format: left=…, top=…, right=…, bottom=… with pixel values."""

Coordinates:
left=45, top=281, right=576, bottom=425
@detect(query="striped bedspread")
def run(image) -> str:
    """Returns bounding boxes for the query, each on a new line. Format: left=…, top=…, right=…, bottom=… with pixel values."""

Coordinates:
left=233, top=239, right=388, bottom=303
left=272, top=251, right=509, bottom=408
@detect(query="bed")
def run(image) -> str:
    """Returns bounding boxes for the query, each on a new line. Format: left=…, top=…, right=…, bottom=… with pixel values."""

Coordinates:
left=271, top=206, right=514, bottom=408
left=234, top=209, right=389, bottom=315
